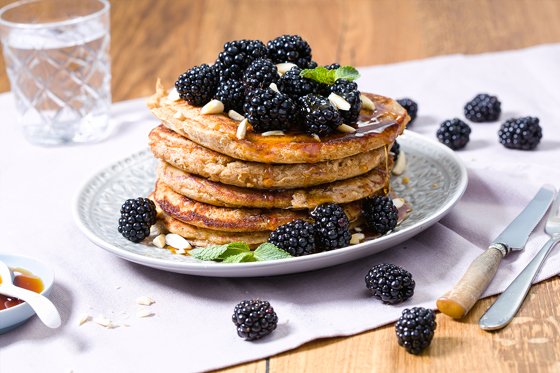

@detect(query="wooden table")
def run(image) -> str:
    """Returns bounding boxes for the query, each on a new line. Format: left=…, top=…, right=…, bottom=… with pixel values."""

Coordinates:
left=1, top=0, right=559, bottom=371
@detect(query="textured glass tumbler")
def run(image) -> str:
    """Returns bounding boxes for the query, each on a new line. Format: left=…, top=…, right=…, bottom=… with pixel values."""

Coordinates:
left=0, top=0, right=111, bottom=146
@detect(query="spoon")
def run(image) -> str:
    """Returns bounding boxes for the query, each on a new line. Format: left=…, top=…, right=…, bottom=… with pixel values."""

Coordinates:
left=0, top=260, right=61, bottom=328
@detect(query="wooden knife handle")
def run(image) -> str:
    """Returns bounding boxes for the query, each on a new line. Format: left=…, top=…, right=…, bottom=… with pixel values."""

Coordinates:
left=437, top=247, right=504, bottom=318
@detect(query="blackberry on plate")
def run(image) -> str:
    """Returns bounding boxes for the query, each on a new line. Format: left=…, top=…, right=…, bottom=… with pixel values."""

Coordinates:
left=267, top=219, right=317, bottom=256
left=118, top=197, right=157, bottom=243
left=277, top=66, right=321, bottom=101
left=395, top=307, right=437, bottom=354
left=175, top=64, right=219, bottom=106
left=361, top=196, right=399, bottom=235
left=232, top=299, right=278, bottom=341
left=213, top=79, right=246, bottom=113
left=242, top=58, right=278, bottom=90
left=267, top=35, right=312, bottom=68
left=464, top=93, right=501, bottom=122
left=365, top=263, right=415, bottom=304
left=330, top=79, right=362, bottom=124
left=436, top=118, right=471, bottom=150
left=310, top=203, right=352, bottom=251
left=297, top=94, right=342, bottom=136
left=391, top=141, right=400, bottom=163
left=243, top=87, right=297, bottom=132
left=396, top=98, right=418, bottom=124
left=216, top=39, right=268, bottom=80
left=498, top=116, right=542, bottom=150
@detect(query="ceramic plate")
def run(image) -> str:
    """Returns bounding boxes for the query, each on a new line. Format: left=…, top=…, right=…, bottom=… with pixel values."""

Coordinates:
left=72, top=130, right=468, bottom=277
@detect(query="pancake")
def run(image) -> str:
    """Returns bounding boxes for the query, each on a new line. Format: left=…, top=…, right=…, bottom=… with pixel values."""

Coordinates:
left=156, top=158, right=392, bottom=209
left=146, top=80, right=408, bottom=164
left=149, top=125, right=387, bottom=189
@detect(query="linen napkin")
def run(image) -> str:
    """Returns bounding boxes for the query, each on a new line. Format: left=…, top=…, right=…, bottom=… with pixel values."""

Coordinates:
left=1, top=43, right=560, bottom=373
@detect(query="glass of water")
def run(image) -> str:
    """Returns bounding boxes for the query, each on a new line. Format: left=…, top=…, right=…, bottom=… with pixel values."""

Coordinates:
left=0, top=0, right=111, bottom=146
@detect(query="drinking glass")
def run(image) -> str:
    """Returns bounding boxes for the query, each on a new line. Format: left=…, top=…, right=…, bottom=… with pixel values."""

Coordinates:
left=0, top=0, right=111, bottom=146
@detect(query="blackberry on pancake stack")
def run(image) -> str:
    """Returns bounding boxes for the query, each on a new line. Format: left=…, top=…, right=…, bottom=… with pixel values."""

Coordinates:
left=145, top=35, right=410, bottom=252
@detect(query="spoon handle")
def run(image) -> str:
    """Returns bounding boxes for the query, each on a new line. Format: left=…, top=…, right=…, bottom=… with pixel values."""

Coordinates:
left=0, top=286, right=61, bottom=328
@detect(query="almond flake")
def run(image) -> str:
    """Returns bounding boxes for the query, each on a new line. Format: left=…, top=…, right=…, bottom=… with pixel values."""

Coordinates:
left=228, top=110, right=245, bottom=121
left=360, top=95, right=375, bottom=110
left=350, top=233, right=365, bottom=245
left=276, top=62, right=298, bottom=75
left=336, top=124, right=356, bottom=133
left=312, top=134, right=321, bottom=142
left=136, top=296, right=155, bottom=306
left=165, top=233, right=192, bottom=250
left=262, top=130, right=284, bottom=136
left=328, top=93, right=351, bottom=111
left=173, top=110, right=185, bottom=120
left=269, top=82, right=280, bottom=93
left=392, top=150, right=406, bottom=175
left=93, top=315, right=118, bottom=328
left=137, top=308, right=154, bottom=318
left=392, top=198, right=405, bottom=209
left=167, top=88, right=181, bottom=102
left=78, top=313, right=90, bottom=325
left=153, top=234, right=166, bottom=248
left=354, top=227, right=363, bottom=232
left=200, top=99, right=224, bottom=114
left=237, top=119, right=248, bottom=139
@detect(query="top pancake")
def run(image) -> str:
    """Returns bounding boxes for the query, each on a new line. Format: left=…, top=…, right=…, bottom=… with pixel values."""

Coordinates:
left=146, top=80, right=408, bottom=164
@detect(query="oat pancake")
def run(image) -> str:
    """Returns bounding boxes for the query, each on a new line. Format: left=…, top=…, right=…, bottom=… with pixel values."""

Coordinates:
left=156, top=158, right=392, bottom=209
left=146, top=80, right=408, bottom=164
left=149, top=125, right=387, bottom=189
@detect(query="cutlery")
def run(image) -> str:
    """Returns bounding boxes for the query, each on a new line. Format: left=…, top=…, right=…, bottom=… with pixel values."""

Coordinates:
left=0, top=260, right=61, bottom=328
left=437, top=184, right=555, bottom=319
left=479, top=187, right=560, bottom=330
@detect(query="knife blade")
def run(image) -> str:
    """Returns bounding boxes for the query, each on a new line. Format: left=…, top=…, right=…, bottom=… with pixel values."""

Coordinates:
left=436, top=184, right=555, bottom=319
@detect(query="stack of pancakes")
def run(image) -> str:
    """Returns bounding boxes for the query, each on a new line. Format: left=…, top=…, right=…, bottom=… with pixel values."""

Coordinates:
left=146, top=80, right=409, bottom=248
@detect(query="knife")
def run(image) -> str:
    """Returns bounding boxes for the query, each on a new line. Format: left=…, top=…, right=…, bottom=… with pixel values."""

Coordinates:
left=436, top=184, right=555, bottom=319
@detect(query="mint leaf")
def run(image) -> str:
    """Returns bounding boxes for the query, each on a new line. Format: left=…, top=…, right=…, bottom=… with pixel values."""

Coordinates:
left=189, top=244, right=230, bottom=261
left=334, top=66, right=361, bottom=81
left=253, top=243, right=292, bottom=261
left=222, top=251, right=256, bottom=263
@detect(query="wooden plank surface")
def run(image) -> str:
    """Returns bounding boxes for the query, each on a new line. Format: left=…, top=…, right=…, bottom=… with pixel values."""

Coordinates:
left=1, top=0, right=560, bottom=371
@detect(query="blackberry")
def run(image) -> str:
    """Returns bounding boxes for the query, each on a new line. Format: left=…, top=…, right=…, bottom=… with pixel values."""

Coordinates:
left=118, top=198, right=157, bottom=243
left=436, top=118, right=471, bottom=150
left=213, top=79, right=246, bottom=113
left=324, top=63, right=341, bottom=70
left=310, top=203, right=352, bottom=251
left=297, top=94, right=342, bottom=136
left=391, top=141, right=400, bottom=163
left=175, top=64, right=219, bottom=106
left=232, top=299, right=278, bottom=341
left=464, top=93, right=501, bottom=122
left=365, top=263, right=415, bottom=304
left=267, top=35, right=312, bottom=68
left=307, top=61, right=318, bottom=69
left=330, top=79, right=362, bottom=124
left=395, top=307, right=437, bottom=354
left=267, top=219, right=317, bottom=256
left=243, top=87, right=297, bottom=132
left=361, top=196, right=399, bottom=235
left=498, top=117, right=542, bottom=150
left=397, top=98, right=418, bottom=124
left=242, top=58, right=278, bottom=91
left=216, top=39, right=268, bottom=80
left=277, top=66, right=321, bottom=101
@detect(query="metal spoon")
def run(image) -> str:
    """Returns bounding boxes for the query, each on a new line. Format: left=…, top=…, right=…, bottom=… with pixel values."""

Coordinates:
left=0, top=260, right=61, bottom=328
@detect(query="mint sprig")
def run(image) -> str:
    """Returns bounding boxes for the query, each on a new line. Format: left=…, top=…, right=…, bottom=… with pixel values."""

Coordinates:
left=299, top=65, right=361, bottom=85
left=189, top=242, right=292, bottom=263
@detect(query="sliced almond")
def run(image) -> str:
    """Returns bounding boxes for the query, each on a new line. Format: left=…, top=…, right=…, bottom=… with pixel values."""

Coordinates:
left=237, top=118, right=248, bottom=139
left=269, top=82, right=280, bottom=93
left=360, top=95, right=375, bottom=110
left=312, top=134, right=321, bottom=142
left=354, top=227, right=363, bottom=232
left=200, top=99, right=224, bottom=114
left=228, top=110, right=245, bottom=121
left=392, top=198, right=405, bottom=209
left=78, top=313, right=90, bottom=325
left=328, top=93, right=351, bottom=111
left=262, top=130, right=285, bottom=136
left=173, top=110, right=185, bottom=120
left=392, top=150, right=406, bottom=175
left=153, top=234, right=166, bottom=248
left=93, top=315, right=118, bottom=328
left=136, top=296, right=155, bottom=306
left=350, top=233, right=365, bottom=245
left=276, top=62, right=298, bottom=75
left=167, top=88, right=181, bottom=102
left=165, top=234, right=192, bottom=250
left=137, top=307, right=154, bottom=318
left=336, top=124, right=357, bottom=133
